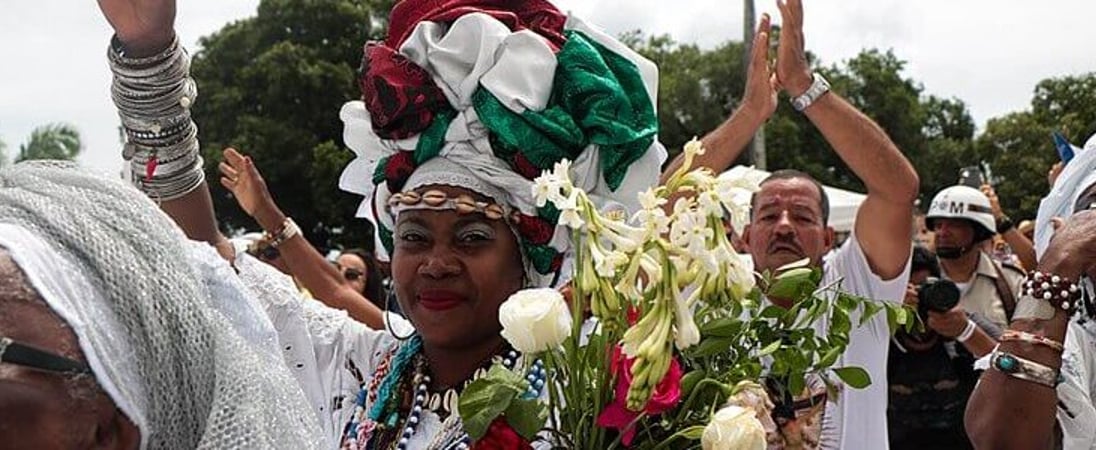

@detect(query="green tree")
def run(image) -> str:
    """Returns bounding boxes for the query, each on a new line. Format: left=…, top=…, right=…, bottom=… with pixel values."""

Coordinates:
left=622, top=32, right=748, bottom=155
left=624, top=37, right=976, bottom=205
left=975, top=72, right=1096, bottom=220
left=0, top=137, right=7, bottom=167
left=191, top=0, right=393, bottom=250
left=16, top=123, right=82, bottom=162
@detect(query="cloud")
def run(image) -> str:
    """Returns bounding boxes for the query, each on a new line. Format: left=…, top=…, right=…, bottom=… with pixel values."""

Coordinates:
left=2, top=0, right=1094, bottom=171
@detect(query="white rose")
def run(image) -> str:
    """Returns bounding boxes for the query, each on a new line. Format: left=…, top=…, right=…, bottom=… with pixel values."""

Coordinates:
left=701, top=405, right=767, bottom=450
left=499, top=288, right=572, bottom=354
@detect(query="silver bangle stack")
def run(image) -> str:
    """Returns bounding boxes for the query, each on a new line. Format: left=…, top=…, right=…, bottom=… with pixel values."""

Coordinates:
left=108, top=34, right=204, bottom=201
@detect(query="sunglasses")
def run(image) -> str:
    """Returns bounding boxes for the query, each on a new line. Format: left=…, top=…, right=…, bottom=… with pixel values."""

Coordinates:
left=0, top=336, right=92, bottom=375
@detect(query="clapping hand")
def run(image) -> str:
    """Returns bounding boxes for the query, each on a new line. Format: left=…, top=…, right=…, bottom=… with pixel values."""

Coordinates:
left=742, top=13, right=779, bottom=120
left=774, top=0, right=814, bottom=97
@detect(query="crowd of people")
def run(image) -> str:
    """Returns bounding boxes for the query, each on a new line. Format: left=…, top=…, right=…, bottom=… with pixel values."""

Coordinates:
left=1, top=0, right=1094, bottom=449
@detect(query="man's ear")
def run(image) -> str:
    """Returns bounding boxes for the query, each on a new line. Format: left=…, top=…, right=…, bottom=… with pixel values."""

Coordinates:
left=823, top=226, right=836, bottom=252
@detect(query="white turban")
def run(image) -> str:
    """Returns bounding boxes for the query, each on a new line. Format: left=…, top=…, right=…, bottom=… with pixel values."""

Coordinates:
left=0, top=161, right=327, bottom=449
left=1035, top=133, right=1096, bottom=258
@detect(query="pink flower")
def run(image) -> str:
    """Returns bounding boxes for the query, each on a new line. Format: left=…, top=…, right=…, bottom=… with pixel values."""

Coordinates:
left=596, top=346, right=683, bottom=446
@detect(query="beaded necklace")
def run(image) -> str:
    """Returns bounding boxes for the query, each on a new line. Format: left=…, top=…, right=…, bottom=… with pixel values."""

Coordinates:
left=341, top=335, right=548, bottom=450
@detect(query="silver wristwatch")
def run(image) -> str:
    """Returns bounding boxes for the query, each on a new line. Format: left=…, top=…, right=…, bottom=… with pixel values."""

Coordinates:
left=791, top=73, right=831, bottom=112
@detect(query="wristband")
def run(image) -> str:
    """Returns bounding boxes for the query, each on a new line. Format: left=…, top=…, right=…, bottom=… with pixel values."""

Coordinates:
left=955, top=319, right=977, bottom=342
left=996, top=215, right=1014, bottom=234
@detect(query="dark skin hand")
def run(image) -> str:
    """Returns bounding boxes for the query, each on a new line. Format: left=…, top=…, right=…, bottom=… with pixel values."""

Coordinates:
left=219, top=147, right=387, bottom=330
left=966, top=210, right=1096, bottom=450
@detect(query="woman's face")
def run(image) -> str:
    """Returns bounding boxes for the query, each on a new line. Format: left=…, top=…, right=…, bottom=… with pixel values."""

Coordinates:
left=0, top=251, right=140, bottom=449
left=389, top=186, right=525, bottom=350
left=335, top=253, right=368, bottom=296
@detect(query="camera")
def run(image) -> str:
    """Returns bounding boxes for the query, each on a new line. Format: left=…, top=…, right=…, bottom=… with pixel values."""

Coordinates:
left=917, top=277, right=960, bottom=317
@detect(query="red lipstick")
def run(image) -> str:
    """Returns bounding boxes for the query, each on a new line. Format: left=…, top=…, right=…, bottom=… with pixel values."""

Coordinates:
left=417, top=289, right=466, bottom=311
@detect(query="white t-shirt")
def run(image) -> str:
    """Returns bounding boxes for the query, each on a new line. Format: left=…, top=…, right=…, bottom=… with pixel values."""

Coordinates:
left=814, top=234, right=910, bottom=449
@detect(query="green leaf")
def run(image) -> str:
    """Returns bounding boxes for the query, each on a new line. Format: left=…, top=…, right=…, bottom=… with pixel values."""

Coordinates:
left=767, top=268, right=814, bottom=299
left=757, top=339, right=781, bottom=357
left=830, top=307, right=851, bottom=336
left=788, top=372, right=806, bottom=396
left=692, top=336, right=735, bottom=357
left=858, top=300, right=882, bottom=326
left=760, top=305, right=786, bottom=319
left=680, top=369, right=707, bottom=397
left=701, top=317, right=744, bottom=337
left=458, top=366, right=526, bottom=439
left=680, top=425, right=707, bottom=440
left=504, top=397, right=549, bottom=440
left=832, top=366, right=872, bottom=389
left=817, top=346, right=842, bottom=368
left=886, top=304, right=899, bottom=332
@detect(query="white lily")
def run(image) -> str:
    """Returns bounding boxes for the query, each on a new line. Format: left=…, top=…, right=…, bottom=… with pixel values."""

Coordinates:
left=638, top=186, right=666, bottom=211
left=673, top=285, right=701, bottom=350
left=552, top=159, right=574, bottom=189
left=532, top=172, right=564, bottom=208
left=557, top=191, right=585, bottom=230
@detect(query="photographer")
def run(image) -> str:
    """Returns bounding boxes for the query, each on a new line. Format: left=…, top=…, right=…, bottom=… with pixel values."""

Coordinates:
left=888, top=246, right=1003, bottom=450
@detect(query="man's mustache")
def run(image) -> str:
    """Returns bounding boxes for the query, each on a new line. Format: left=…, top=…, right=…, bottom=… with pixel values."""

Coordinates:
left=768, top=236, right=803, bottom=255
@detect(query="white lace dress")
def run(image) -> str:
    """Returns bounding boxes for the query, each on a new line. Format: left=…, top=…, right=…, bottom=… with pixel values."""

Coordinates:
left=225, top=249, right=472, bottom=448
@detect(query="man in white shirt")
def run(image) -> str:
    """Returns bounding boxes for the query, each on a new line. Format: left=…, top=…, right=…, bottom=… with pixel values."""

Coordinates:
left=665, top=1, right=918, bottom=447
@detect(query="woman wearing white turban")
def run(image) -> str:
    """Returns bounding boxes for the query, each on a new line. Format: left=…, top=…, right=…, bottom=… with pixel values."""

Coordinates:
left=0, top=162, right=327, bottom=448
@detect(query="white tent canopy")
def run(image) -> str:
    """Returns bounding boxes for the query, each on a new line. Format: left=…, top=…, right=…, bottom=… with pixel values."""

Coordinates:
left=724, top=166, right=867, bottom=233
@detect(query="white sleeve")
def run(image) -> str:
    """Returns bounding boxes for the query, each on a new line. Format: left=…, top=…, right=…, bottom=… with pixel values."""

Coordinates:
left=233, top=253, right=395, bottom=442
left=185, top=241, right=283, bottom=364
left=1057, top=322, right=1096, bottom=450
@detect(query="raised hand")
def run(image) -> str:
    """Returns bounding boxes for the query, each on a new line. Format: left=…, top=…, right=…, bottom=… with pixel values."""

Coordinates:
left=774, top=0, right=813, bottom=97
left=1047, top=161, right=1064, bottom=188
left=219, top=148, right=275, bottom=219
left=742, top=13, right=779, bottom=121
left=980, top=184, right=1005, bottom=220
left=1041, top=209, right=1096, bottom=280
left=96, top=0, right=176, bottom=56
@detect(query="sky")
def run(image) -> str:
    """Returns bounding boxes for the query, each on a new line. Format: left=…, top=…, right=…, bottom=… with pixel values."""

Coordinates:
left=1, top=0, right=1094, bottom=172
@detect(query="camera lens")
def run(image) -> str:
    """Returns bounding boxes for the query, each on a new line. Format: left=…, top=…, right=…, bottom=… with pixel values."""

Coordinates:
left=918, top=277, right=960, bottom=313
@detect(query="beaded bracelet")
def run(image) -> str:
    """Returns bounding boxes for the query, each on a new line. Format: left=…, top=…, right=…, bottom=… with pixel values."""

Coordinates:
left=1022, top=270, right=1083, bottom=313
left=990, top=349, right=1060, bottom=388
left=266, top=218, right=302, bottom=248
left=1000, top=330, right=1065, bottom=352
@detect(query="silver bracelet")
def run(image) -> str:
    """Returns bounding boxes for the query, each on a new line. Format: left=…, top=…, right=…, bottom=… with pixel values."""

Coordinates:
left=133, top=156, right=205, bottom=202
left=108, top=34, right=203, bottom=200
left=990, top=348, right=1060, bottom=388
